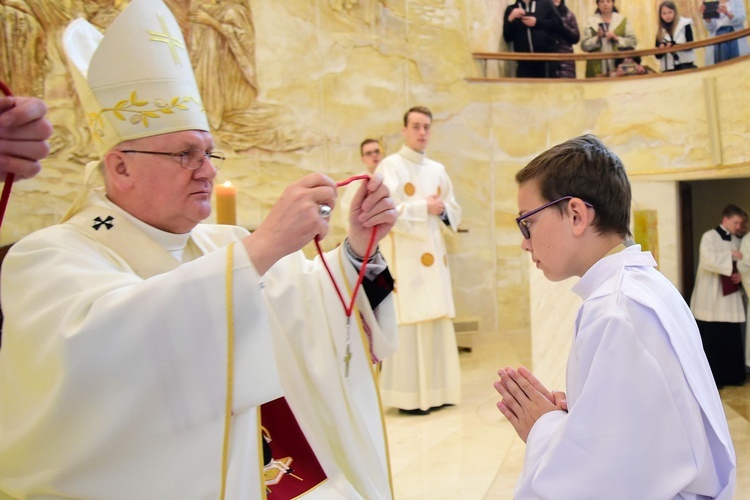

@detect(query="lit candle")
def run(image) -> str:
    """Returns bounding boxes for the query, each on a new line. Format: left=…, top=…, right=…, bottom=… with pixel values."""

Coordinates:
left=215, top=181, right=237, bottom=225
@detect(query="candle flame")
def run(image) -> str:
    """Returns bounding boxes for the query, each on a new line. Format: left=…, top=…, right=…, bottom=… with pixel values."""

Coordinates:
left=223, top=181, right=232, bottom=187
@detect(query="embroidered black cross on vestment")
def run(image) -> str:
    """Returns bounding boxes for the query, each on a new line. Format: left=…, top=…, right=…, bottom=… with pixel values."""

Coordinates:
left=92, top=215, right=114, bottom=231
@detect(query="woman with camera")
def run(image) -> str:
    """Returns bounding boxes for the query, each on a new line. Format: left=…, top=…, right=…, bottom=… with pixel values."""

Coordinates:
left=701, top=0, right=749, bottom=65
left=580, top=0, right=637, bottom=77
left=655, top=1, right=697, bottom=72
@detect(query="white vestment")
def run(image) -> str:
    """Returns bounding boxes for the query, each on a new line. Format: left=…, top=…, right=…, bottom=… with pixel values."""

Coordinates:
left=376, top=146, right=461, bottom=410
left=690, top=227, right=745, bottom=323
left=516, top=246, right=736, bottom=499
left=736, top=233, right=750, bottom=368
left=0, top=190, right=396, bottom=499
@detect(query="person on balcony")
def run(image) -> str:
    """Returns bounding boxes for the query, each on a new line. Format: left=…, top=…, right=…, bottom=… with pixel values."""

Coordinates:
left=502, top=0, right=563, bottom=78
left=701, top=0, right=750, bottom=65
left=609, top=56, right=655, bottom=77
left=580, top=0, right=637, bottom=77
left=656, top=1, right=697, bottom=72
left=551, top=0, right=580, bottom=78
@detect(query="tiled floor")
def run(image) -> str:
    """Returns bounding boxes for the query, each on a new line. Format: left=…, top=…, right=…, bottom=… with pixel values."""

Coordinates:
left=383, top=335, right=750, bottom=499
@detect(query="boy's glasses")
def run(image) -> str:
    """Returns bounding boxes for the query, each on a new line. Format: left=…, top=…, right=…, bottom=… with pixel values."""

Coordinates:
left=516, top=196, right=594, bottom=239
left=120, top=149, right=225, bottom=170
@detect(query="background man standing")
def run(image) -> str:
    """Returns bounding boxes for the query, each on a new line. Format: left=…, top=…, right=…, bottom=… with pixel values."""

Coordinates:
left=737, top=212, right=750, bottom=377
left=691, top=204, right=747, bottom=388
left=360, top=138, right=384, bottom=173
left=339, top=138, right=383, bottom=232
left=377, top=106, right=462, bottom=415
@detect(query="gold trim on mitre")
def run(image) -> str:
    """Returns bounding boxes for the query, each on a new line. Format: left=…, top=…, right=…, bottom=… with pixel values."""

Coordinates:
left=62, top=0, right=209, bottom=158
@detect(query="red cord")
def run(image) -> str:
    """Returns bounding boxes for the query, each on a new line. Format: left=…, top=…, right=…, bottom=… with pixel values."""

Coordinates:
left=336, top=174, right=370, bottom=188
left=315, top=174, right=376, bottom=317
left=0, top=80, right=14, bottom=229
left=315, top=228, right=377, bottom=317
left=0, top=174, right=13, bottom=228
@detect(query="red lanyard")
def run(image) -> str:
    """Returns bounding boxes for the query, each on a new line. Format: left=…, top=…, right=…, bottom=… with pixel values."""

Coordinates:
left=313, top=174, right=375, bottom=318
left=0, top=80, right=14, bottom=229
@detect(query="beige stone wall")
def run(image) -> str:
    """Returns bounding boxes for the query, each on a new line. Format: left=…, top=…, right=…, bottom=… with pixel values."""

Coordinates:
left=3, top=1, right=750, bottom=366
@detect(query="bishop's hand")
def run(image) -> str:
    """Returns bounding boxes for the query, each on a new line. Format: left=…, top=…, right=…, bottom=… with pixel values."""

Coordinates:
left=346, top=173, right=397, bottom=258
left=0, top=96, right=53, bottom=180
left=244, top=173, right=337, bottom=275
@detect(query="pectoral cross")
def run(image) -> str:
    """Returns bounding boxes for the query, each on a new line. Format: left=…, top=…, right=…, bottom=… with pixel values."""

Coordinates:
left=344, top=316, right=353, bottom=377
left=344, top=345, right=352, bottom=377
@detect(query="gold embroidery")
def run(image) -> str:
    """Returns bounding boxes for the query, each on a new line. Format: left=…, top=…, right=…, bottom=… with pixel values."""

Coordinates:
left=437, top=186, right=442, bottom=197
left=148, top=14, right=186, bottom=65
left=88, top=91, right=204, bottom=139
left=404, top=182, right=416, bottom=196
left=421, top=253, right=434, bottom=267
left=220, top=242, right=236, bottom=500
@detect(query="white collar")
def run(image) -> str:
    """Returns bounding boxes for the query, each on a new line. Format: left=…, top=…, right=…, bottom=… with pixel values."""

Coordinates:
left=572, top=245, right=656, bottom=300
left=397, top=145, right=427, bottom=164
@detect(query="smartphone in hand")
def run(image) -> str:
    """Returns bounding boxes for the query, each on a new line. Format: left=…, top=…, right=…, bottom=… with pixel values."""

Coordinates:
left=703, top=1, right=720, bottom=19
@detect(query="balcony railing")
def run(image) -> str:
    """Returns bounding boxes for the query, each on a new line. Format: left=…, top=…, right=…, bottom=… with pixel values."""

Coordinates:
left=471, top=27, right=750, bottom=81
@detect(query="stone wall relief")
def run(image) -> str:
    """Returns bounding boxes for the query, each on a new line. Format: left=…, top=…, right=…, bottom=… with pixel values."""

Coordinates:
left=3, top=0, right=324, bottom=174
left=169, top=0, right=321, bottom=153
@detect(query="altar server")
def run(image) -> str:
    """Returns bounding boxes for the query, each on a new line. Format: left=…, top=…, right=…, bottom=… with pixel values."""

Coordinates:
left=494, top=135, right=736, bottom=499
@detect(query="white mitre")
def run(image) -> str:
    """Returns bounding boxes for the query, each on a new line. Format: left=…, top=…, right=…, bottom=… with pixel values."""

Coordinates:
left=62, top=0, right=209, bottom=157
left=60, top=0, right=210, bottom=222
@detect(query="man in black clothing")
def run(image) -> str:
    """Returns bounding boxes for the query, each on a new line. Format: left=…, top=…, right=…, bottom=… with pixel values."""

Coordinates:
left=503, top=0, right=563, bottom=78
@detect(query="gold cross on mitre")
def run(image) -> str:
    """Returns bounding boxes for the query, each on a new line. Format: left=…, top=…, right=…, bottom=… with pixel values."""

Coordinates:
left=147, top=14, right=185, bottom=65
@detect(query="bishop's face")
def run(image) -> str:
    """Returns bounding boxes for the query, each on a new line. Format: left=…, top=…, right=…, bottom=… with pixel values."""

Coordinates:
left=114, top=130, right=218, bottom=234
